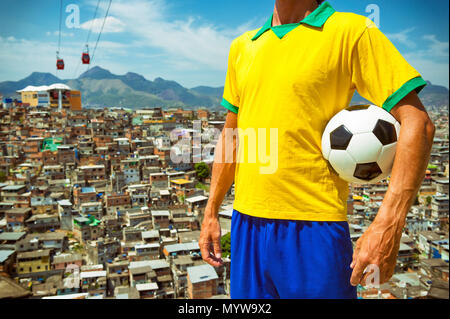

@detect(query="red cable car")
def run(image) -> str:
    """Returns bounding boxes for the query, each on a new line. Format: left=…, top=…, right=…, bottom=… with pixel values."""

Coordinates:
left=56, top=51, right=64, bottom=70
left=56, top=59, right=65, bottom=70
left=82, top=45, right=90, bottom=64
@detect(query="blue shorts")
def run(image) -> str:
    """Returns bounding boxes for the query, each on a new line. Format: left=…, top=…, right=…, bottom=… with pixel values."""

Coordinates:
left=230, top=210, right=357, bottom=299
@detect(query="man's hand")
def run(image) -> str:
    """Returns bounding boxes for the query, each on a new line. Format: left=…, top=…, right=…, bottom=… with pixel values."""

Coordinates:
left=198, top=111, right=237, bottom=267
left=349, top=207, right=403, bottom=286
left=199, top=214, right=224, bottom=267
left=350, top=91, right=435, bottom=287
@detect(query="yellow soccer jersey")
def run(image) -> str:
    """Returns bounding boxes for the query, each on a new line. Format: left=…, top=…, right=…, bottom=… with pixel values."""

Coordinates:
left=221, top=1, right=426, bottom=221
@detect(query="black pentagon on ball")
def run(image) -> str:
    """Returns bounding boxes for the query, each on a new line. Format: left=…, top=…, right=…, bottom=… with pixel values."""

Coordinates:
left=354, top=162, right=382, bottom=181
left=346, top=104, right=371, bottom=111
left=330, top=125, right=353, bottom=150
left=373, top=119, right=397, bottom=145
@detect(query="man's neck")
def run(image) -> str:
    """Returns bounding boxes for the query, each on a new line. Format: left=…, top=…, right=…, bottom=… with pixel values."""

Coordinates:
left=272, top=0, right=319, bottom=26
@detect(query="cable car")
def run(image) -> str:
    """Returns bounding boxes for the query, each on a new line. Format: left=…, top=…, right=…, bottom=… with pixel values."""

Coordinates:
left=56, top=58, right=65, bottom=70
left=82, top=45, right=90, bottom=64
left=56, top=51, right=64, bottom=70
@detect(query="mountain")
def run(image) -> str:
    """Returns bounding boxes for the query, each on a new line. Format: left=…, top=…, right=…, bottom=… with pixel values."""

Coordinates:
left=191, top=86, right=224, bottom=100
left=0, top=72, right=62, bottom=95
left=0, top=66, right=448, bottom=110
left=419, top=81, right=449, bottom=108
left=78, top=66, right=116, bottom=80
left=71, top=67, right=222, bottom=108
left=351, top=81, right=449, bottom=109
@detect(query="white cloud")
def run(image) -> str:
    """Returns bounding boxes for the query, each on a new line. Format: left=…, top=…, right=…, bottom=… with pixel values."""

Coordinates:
left=107, top=0, right=254, bottom=71
left=403, top=35, right=449, bottom=88
left=387, top=28, right=449, bottom=88
left=46, top=31, right=75, bottom=37
left=386, top=28, right=416, bottom=48
left=0, top=36, right=126, bottom=82
left=421, top=34, right=449, bottom=58
left=406, top=56, right=449, bottom=88
left=80, top=16, right=125, bottom=33
left=0, top=0, right=257, bottom=86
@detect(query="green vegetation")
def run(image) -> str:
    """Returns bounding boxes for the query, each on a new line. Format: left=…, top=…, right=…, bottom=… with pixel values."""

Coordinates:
left=426, top=196, right=433, bottom=206
left=0, top=171, right=7, bottom=182
left=221, top=232, right=231, bottom=258
left=195, top=162, right=210, bottom=182
left=72, top=243, right=84, bottom=253
left=195, top=182, right=209, bottom=192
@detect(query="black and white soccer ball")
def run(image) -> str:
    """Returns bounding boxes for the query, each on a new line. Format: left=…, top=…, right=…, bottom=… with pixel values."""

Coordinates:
left=321, top=104, right=401, bottom=184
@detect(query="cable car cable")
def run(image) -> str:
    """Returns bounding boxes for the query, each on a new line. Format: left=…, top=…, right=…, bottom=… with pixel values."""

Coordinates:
left=73, top=0, right=102, bottom=78
left=86, top=0, right=102, bottom=45
left=89, top=0, right=113, bottom=70
left=56, top=0, right=64, bottom=71
left=58, top=0, right=63, bottom=53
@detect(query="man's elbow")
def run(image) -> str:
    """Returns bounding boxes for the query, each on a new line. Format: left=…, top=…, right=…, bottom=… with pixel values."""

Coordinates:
left=424, top=116, right=436, bottom=144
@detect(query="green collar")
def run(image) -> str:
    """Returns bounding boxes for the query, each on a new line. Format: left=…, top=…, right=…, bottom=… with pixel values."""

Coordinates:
left=251, top=1, right=336, bottom=41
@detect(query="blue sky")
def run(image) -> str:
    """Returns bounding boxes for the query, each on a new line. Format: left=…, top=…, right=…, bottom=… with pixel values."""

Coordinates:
left=0, top=0, right=448, bottom=88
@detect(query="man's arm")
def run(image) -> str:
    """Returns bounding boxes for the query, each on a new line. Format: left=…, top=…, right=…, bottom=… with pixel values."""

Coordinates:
left=350, top=91, right=436, bottom=286
left=199, top=111, right=238, bottom=267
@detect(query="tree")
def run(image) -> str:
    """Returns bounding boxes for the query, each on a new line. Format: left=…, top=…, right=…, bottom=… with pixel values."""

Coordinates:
left=221, top=232, right=231, bottom=258
left=426, top=196, right=432, bottom=206
left=0, top=171, right=6, bottom=182
left=195, top=162, right=210, bottom=181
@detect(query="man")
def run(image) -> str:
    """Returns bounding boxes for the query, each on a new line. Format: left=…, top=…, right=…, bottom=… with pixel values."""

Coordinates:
left=199, top=0, right=435, bottom=299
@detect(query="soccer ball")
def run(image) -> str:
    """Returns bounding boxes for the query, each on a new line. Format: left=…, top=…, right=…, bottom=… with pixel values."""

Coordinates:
left=321, top=104, right=401, bottom=184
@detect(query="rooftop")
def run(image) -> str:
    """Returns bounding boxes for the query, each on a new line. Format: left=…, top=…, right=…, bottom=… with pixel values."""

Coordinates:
left=164, top=242, right=199, bottom=254
left=80, top=270, right=107, bottom=279
left=0, top=250, right=15, bottom=263
left=187, top=264, right=218, bottom=284
left=1, top=184, right=26, bottom=191
left=17, top=249, right=51, bottom=259
left=0, top=276, right=32, bottom=299
left=185, top=195, right=208, bottom=203
left=0, top=231, right=26, bottom=241
left=80, top=187, right=96, bottom=193
left=53, top=253, right=82, bottom=264
left=135, top=282, right=158, bottom=291
left=151, top=210, right=170, bottom=217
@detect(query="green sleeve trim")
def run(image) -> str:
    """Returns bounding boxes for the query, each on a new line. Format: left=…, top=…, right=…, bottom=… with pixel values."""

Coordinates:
left=382, top=76, right=427, bottom=112
left=221, top=98, right=239, bottom=114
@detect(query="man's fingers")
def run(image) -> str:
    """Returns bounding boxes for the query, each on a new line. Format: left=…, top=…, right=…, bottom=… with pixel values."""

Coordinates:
left=212, top=239, right=222, bottom=261
left=199, top=242, right=216, bottom=265
left=199, top=241, right=222, bottom=267
left=199, top=242, right=211, bottom=260
left=351, top=239, right=362, bottom=269
left=350, top=246, right=360, bottom=269
left=350, top=260, right=367, bottom=286
left=359, top=271, right=370, bottom=287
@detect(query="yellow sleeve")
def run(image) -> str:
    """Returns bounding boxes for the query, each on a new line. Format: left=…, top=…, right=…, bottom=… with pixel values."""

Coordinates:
left=221, top=39, right=240, bottom=114
left=351, top=22, right=427, bottom=112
